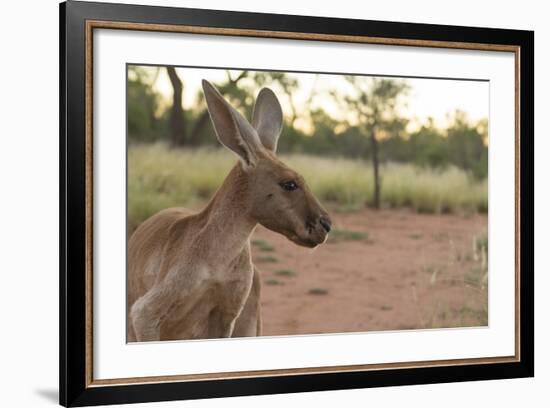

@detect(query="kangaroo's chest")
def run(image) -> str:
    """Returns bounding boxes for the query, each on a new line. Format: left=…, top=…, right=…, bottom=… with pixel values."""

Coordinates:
left=209, top=247, right=254, bottom=307
left=160, top=247, right=254, bottom=339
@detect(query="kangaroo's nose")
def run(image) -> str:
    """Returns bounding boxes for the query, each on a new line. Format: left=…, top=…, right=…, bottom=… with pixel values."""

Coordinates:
left=319, top=216, right=332, bottom=233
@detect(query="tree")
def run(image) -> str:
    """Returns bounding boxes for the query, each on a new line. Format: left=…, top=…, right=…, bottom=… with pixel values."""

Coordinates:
left=188, top=70, right=250, bottom=145
left=166, top=67, right=186, bottom=146
left=127, top=66, right=162, bottom=142
left=188, top=70, right=300, bottom=146
left=407, top=118, right=448, bottom=169
left=446, top=110, right=488, bottom=179
left=337, top=77, right=409, bottom=208
left=252, top=71, right=300, bottom=127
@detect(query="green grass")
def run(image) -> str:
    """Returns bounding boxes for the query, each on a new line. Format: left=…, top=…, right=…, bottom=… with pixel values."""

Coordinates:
left=465, top=266, right=487, bottom=288
left=308, top=288, right=329, bottom=296
left=475, top=233, right=488, bottom=253
left=328, top=228, right=369, bottom=243
left=251, top=239, right=275, bottom=252
left=421, top=231, right=488, bottom=329
left=128, top=143, right=488, bottom=230
left=275, top=269, right=297, bottom=277
left=265, top=279, right=284, bottom=286
left=256, top=255, right=278, bottom=263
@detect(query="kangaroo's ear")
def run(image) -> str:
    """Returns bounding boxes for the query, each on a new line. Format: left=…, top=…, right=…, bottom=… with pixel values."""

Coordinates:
left=202, top=79, right=262, bottom=168
left=252, top=88, right=283, bottom=153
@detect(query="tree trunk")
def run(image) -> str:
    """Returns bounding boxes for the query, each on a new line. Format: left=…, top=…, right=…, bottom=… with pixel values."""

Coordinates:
left=370, top=129, right=381, bottom=209
left=189, top=110, right=210, bottom=146
left=166, top=67, right=186, bottom=146
left=189, top=71, right=249, bottom=145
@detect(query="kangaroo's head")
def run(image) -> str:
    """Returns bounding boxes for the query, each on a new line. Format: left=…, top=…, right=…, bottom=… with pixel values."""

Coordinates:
left=202, top=80, right=331, bottom=248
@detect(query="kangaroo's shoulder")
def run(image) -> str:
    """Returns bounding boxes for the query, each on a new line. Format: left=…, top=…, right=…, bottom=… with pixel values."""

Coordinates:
left=129, top=207, right=195, bottom=249
left=156, top=207, right=196, bottom=220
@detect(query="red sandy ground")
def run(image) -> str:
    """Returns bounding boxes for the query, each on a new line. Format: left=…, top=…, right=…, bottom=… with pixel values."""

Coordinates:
left=251, top=208, right=488, bottom=336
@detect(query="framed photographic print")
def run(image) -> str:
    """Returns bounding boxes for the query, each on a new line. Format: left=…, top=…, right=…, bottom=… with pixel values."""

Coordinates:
left=59, top=1, right=534, bottom=406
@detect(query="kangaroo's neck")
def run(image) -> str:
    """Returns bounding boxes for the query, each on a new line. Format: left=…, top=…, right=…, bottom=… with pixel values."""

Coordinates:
left=197, top=164, right=256, bottom=262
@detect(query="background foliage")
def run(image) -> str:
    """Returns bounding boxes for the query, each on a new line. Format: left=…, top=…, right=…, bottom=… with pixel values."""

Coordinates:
left=127, top=65, right=489, bottom=229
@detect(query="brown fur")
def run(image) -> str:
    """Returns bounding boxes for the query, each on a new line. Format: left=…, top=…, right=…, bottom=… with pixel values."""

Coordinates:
left=127, top=81, right=330, bottom=342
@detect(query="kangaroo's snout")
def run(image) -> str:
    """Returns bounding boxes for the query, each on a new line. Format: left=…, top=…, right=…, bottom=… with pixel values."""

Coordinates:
left=302, top=212, right=331, bottom=247
left=319, top=216, right=332, bottom=233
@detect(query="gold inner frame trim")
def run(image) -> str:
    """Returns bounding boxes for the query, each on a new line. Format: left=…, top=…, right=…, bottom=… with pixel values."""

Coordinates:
left=84, top=19, right=521, bottom=388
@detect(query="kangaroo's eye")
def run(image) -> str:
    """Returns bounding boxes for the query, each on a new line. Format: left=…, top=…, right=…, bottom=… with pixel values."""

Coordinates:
left=281, top=180, right=299, bottom=191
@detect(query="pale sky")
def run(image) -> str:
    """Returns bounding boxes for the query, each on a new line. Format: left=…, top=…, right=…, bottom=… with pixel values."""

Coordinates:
left=138, top=66, right=488, bottom=132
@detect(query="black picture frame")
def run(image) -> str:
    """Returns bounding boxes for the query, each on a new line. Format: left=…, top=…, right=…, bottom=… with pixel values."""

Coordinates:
left=60, top=1, right=534, bottom=406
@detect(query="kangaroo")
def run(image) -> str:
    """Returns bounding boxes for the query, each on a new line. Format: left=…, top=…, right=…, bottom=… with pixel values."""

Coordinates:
left=127, top=80, right=332, bottom=342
